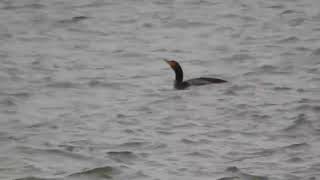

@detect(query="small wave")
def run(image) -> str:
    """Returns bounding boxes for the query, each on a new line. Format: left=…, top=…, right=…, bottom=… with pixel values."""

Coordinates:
left=17, top=146, right=91, bottom=161
left=1, top=92, right=31, bottom=98
left=283, top=114, right=314, bottom=133
left=181, top=138, right=211, bottom=145
left=273, top=86, right=292, bottom=91
left=220, top=13, right=238, bottom=19
left=252, top=64, right=290, bottom=75
left=117, top=141, right=147, bottom=148
left=71, top=1, right=118, bottom=9
left=47, top=81, right=81, bottom=89
left=286, top=157, right=304, bottom=163
left=88, top=80, right=121, bottom=88
left=0, top=97, right=16, bottom=106
left=69, top=166, right=120, bottom=179
left=258, top=65, right=277, bottom=73
left=307, top=67, right=320, bottom=74
left=297, top=98, right=314, bottom=104
left=217, top=177, right=240, bottom=180
left=71, top=16, right=90, bottom=22
left=223, top=89, right=237, bottom=95
left=222, top=166, right=269, bottom=180
left=250, top=148, right=275, bottom=157
left=311, top=48, right=320, bottom=56
left=15, top=177, right=60, bottom=180
left=279, top=10, right=306, bottom=27
left=107, top=151, right=138, bottom=163
left=115, top=51, right=146, bottom=58
left=226, top=166, right=240, bottom=172
left=164, top=19, right=213, bottom=29
left=171, top=121, right=199, bottom=128
left=280, top=10, right=301, bottom=15
left=288, top=17, right=305, bottom=26
left=185, top=151, right=213, bottom=158
left=152, top=0, right=174, bottom=5
left=116, top=141, right=167, bottom=151
left=295, top=47, right=311, bottom=52
left=227, top=84, right=254, bottom=92
left=277, top=36, right=300, bottom=44
left=2, top=3, right=45, bottom=10
left=115, top=18, right=137, bottom=24
left=288, top=142, right=309, bottom=148
left=222, top=53, right=255, bottom=63
left=56, top=16, right=90, bottom=25
left=295, top=104, right=320, bottom=113
left=219, top=13, right=257, bottom=22
left=267, top=5, right=285, bottom=9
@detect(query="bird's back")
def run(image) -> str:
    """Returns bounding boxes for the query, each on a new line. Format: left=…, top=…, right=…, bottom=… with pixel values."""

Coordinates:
left=185, top=77, right=227, bottom=86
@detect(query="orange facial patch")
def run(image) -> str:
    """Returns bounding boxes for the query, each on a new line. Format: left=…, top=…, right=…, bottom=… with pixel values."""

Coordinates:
left=164, top=59, right=177, bottom=69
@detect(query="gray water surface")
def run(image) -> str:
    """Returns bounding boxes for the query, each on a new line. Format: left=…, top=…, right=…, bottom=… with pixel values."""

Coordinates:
left=1, top=0, right=320, bottom=180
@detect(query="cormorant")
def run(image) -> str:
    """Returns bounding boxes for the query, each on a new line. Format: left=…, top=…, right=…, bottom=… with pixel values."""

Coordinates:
left=164, top=59, right=227, bottom=90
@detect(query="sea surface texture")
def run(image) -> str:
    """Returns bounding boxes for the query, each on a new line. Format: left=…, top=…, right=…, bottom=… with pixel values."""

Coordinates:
left=1, top=0, right=320, bottom=180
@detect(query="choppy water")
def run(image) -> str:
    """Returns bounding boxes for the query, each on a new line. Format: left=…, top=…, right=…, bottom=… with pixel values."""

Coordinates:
left=1, top=0, right=320, bottom=180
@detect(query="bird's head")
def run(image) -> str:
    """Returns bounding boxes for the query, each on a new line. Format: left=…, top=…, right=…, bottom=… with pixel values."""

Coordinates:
left=164, top=59, right=179, bottom=70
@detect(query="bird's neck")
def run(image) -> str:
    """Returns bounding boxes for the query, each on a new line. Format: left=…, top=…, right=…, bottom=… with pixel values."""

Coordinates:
left=174, top=64, right=183, bottom=84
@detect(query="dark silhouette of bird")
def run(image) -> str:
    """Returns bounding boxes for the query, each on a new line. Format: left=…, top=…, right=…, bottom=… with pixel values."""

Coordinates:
left=164, top=59, right=227, bottom=90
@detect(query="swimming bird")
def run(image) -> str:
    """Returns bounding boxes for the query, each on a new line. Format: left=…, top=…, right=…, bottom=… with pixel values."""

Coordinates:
left=164, top=59, right=227, bottom=90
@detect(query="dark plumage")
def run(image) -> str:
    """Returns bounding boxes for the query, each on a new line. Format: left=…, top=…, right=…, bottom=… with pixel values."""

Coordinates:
left=164, top=59, right=227, bottom=90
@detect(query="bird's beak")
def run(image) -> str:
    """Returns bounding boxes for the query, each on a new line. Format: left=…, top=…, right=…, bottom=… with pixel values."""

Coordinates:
left=163, top=59, right=172, bottom=67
